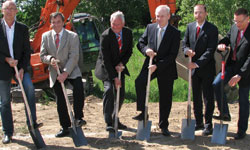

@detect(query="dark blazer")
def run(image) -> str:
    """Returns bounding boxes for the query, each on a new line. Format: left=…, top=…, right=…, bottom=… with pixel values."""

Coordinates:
left=95, top=27, right=133, bottom=81
left=137, top=23, right=180, bottom=79
left=182, top=21, right=218, bottom=77
left=0, top=19, right=31, bottom=80
left=219, top=24, right=250, bottom=87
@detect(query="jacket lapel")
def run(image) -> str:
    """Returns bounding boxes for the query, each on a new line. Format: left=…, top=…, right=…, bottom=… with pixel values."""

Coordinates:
left=58, top=30, right=67, bottom=52
left=237, top=25, right=250, bottom=47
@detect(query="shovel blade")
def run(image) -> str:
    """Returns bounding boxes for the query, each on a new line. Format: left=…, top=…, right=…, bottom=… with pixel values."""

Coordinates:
left=136, top=120, right=152, bottom=141
left=108, top=131, right=122, bottom=139
left=29, top=128, right=46, bottom=149
left=181, top=119, right=196, bottom=140
left=211, top=123, right=228, bottom=145
left=69, top=127, right=88, bottom=147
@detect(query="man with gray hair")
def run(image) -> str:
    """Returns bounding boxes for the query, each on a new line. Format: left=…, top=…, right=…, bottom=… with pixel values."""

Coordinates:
left=95, top=11, right=133, bottom=132
left=133, top=5, right=180, bottom=136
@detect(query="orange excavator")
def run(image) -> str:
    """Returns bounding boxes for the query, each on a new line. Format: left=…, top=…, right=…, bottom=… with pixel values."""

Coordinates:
left=21, top=0, right=179, bottom=95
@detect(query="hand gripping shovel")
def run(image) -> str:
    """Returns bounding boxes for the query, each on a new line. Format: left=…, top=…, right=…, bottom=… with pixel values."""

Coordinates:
left=181, top=57, right=196, bottom=140
left=55, top=61, right=87, bottom=147
left=136, top=56, right=153, bottom=141
left=109, top=70, right=122, bottom=139
left=14, top=66, right=46, bottom=149
left=211, top=48, right=230, bottom=145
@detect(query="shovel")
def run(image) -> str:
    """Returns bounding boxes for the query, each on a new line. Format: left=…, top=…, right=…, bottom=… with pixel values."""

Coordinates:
left=14, top=66, right=46, bottom=149
left=55, top=61, right=87, bottom=147
left=109, top=70, right=122, bottom=139
left=181, top=57, right=196, bottom=140
left=211, top=48, right=230, bottom=145
left=136, top=56, right=154, bottom=141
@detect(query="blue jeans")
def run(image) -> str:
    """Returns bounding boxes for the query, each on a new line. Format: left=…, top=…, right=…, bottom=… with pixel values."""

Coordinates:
left=0, top=79, right=13, bottom=136
left=0, top=73, right=37, bottom=136
left=212, top=67, right=233, bottom=116
left=213, top=66, right=250, bottom=133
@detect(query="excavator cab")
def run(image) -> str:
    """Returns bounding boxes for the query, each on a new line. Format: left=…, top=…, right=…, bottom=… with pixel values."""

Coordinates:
left=72, top=13, right=104, bottom=95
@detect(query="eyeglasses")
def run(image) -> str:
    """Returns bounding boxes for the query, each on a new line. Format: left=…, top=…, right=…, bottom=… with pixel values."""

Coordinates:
left=233, top=17, right=247, bottom=24
left=3, top=8, right=17, bottom=11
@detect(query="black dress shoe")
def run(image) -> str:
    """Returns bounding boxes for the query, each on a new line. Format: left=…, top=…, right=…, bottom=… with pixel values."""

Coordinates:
left=195, top=124, right=204, bottom=131
left=118, top=122, right=127, bottom=129
left=202, top=127, right=213, bottom=136
left=106, top=124, right=115, bottom=132
left=213, top=114, right=231, bottom=121
left=34, top=123, right=43, bottom=129
left=76, top=119, right=87, bottom=127
left=161, top=128, right=170, bottom=136
left=234, top=132, right=246, bottom=140
left=132, top=113, right=148, bottom=121
left=2, top=135, right=12, bottom=144
left=55, top=128, right=70, bottom=137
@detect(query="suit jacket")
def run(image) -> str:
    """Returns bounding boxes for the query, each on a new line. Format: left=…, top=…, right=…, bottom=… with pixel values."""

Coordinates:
left=219, top=24, right=250, bottom=87
left=40, top=29, right=82, bottom=87
left=0, top=19, right=31, bottom=80
left=182, top=21, right=218, bottom=77
left=95, top=27, right=133, bottom=81
left=137, top=23, right=180, bottom=79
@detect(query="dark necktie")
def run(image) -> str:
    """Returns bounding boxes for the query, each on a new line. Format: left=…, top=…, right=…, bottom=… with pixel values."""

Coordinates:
left=196, top=26, right=200, bottom=39
left=117, top=33, right=122, bottom=53
left=55, top=33, right=60, bottom=49
left=232, top=31, right=242, bottom=61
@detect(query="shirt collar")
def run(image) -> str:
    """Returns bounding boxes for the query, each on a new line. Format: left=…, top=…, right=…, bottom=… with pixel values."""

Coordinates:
left=196, top=21, right=205, bottom=29
left=3, top=19, right=15, bottom=29
left=52, top=28, right=64, bottom=37
left=157, top=23, right=168, bottom=31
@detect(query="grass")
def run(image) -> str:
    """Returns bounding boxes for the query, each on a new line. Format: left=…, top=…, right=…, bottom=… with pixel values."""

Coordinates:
left=92, top=28, right=188, bottom=103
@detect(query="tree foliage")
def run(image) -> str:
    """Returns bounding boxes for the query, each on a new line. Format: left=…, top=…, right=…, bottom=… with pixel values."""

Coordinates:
left=3, top=0, right=250, bottom=36
left=75, top=0, right=151, bottom=29
left=177, top=0, right=250, bottom=36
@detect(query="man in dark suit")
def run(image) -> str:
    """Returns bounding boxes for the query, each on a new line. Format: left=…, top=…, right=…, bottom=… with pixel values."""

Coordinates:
left=0, top=1, right=42, bottom=144
left=95, top=11, right=133, bottom=132
left=213, top=8, right=250, bottom=140
left=133, top=5, right=180, bottom=136
left=182, top=4, right=218, bottom=136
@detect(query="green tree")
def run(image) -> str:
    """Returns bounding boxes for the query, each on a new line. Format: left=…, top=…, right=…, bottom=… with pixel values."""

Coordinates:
left=177, top=0, right=250, bottom=36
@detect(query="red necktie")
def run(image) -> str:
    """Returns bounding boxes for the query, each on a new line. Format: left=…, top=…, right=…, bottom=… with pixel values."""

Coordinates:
left=55, top=33, right=60, bottom=49
left=117, top=33, right=122, bottom=53
left=232, top=31, right=242, bottom=61
left=196, top=26, right=200, bottom=39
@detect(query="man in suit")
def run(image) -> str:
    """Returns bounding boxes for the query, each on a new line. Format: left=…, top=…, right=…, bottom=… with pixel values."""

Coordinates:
left=133, top=5, right=180, bottom=136
left=182, top=4, right=218, bottom=136
left=40, top=12, right=86, bottom=137
left=213, top=8, right=250, bottom=140
left=0, top=1, right=42, bottom=144
left=95, top=11, right=133, bottom=132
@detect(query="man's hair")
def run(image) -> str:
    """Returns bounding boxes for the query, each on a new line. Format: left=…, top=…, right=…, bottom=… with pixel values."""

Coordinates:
left=2, top=0, right=17, bottom=9
left=194, top=4, right=207, bottom=12
left=234, top=8, right=248, bottom=16
left=50, top=12, right=65, bottom=23
left=155, top=5, right=170, bottom=15
left=110, top=11, right=125, bottom=23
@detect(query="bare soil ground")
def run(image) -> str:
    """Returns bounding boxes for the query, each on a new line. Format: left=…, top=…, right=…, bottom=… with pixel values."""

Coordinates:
left=0, top=95, right=250, bottom=150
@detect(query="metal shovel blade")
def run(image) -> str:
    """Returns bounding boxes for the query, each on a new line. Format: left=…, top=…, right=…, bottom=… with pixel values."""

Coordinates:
left=211, top=123, right=228, bottom=145
left=181, top=118, right=196, bottom=140
left=108, top=131, right=122, bottom=139
left=29, top=128, right=46, bottom=149
left=136, top=120, right=152, bottom=141
left=69, top=127, right=88, bottom=147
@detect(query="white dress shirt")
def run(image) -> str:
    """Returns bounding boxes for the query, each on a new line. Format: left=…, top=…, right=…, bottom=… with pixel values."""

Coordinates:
left=4, top=19, right=15, bottom=58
